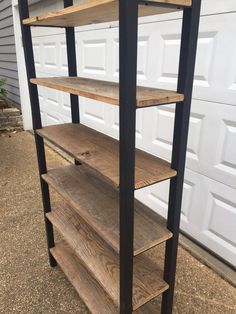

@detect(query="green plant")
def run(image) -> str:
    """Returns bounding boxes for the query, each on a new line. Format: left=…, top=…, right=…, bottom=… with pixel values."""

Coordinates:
left=0, top=79, right=7, bottom=98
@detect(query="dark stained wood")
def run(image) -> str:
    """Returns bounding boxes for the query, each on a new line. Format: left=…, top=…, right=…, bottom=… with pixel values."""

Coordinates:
left=37, top=123, right=177, bottom=190
left=30, top=77, right=184, bottom=108
left=50, top=241, right=119, bottom=314
left=23, top=0, right=191, bottom=27
left=43, top=165, right=172, bottom=256
left=48, top=204, right=169, bottom=310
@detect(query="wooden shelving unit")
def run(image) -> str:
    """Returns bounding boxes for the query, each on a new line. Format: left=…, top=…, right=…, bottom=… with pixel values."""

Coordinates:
left=19, top=0, right=201, bottom=313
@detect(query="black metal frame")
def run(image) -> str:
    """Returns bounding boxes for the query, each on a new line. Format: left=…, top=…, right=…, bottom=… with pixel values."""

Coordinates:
left=119, top=1, right=138, bottom=312
left=19, top=0, right=81, bottom=266
left=18, top=0, right=56, bottom=267
left=64, top=0, right=80, bottom=124
left=139, top=0, right=189, bottom=9
left=119, top=0, right=201, bottom=313
left=63, top=0, right=81, bottom=166
left=19, top=0, right=201, bottom=312
left=162, top=1, right=201, bottom=313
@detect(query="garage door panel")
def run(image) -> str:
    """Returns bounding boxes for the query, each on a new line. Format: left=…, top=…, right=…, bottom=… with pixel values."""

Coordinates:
left=207, top=195, right=236, bottom=247
left=213, top=117, right=236, bottom=184
left=135, top=170, right=202, bottom=227
left=149, top=13, right=236, bottom=105
left=33, top=33, right=70, bottom=76
left=112, top=34, right=150, bottom=82
left=135, top=179, right=169, bottom=220
left=82, top=98, right=106, bottom=125
left=187, top=100, right=236, bottom=188
left=145, top=99, right=236, bottom=189
left=144, top=101, right=206, bottom=176
left=192, top=175, right=236, bottom=266
left=136, top=170, right=236, bottom=266
left=60, top=40, right=69, bottom=70
left=148, top=105, right=174, bottom=162
left=195, top=14, right=236, bottom=105
left=187, top=111, right=205, bottom=163
left=77, top=28, right=112, bottom=79
left=82, top=39, right=107, bottom=76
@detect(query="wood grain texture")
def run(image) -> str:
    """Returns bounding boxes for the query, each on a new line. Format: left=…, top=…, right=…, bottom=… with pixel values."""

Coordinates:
left=23, top=0, right=191, bottom=27
left=50, top=241, right=119, bottom=314
left=30, top=77, right=184, bottom=108
left=52, top=241, right=163, bottom=313
left=37, top=123, right=177, bottom=189
left=135, top=301, right=161, bottom=314
left=43, top=164, right=172, bottom=256
left=48, top=204, right=169, bottom=310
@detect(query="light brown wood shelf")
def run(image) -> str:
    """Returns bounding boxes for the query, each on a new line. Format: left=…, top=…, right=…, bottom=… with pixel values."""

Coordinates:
left=48, top=204, right=169, bottom=310
left=51, top=240, right=119, bottom=314
left=37, top=123, right=176, bottom=190
left=51, top=240, right=164, bottom=313
left=23, top=0, right=191, bottom=27
left=43, top=165, right=172, bottom=256
left=30, top=77, right=184, bottom=108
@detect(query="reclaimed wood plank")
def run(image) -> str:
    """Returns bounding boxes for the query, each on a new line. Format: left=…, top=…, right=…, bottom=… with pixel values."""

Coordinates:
left=52, top=241, right=162, bottom=313
left=43, top=165, right=172, bottom=256
left=51, top=241, right=119, bottom=314
left=48, top=204, right=169, bottom=310
left=30, top=77, right=184, bottom=108
left=23, top=0, right=191, bottom=27
left=37, top=123, right=177, bottom=190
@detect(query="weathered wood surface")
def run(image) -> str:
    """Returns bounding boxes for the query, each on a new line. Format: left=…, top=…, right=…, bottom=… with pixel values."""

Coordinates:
left=43, top=165, right=172, bottom=256
left=30, top=77, right=184, bottom=108
left=48, top=204, right=169, bottom=310
left=37, top=123, right=177, bottom=190
left=23, top=0, right=191, bottom=27
left=51, top=241, right=164, bottom=313
left=50, top=241, right=119, bottom=314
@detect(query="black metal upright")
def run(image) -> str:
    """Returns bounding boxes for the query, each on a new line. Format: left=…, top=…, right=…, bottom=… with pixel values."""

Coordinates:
left=64, top=0, right=80, bottom=124
left=161, top=1, right=201, bottom=313
left=119, top=0, right=138, bottom=313
left=18, top=0, right=56, bottom=267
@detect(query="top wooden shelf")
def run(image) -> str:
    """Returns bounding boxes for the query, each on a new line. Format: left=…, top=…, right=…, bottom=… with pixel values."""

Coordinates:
left=23, top=0, right=192, bottom=28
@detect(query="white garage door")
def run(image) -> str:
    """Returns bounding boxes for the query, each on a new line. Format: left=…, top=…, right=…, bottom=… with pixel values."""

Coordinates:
left=29, top=0, right=236, bottom=267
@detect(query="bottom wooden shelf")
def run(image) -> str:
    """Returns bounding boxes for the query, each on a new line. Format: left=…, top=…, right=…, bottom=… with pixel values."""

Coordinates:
left=51, top=241, right=163, bottom=314
left=48, top=204, right=169, bottom=311
left=51, top=241, right=118, bottom=314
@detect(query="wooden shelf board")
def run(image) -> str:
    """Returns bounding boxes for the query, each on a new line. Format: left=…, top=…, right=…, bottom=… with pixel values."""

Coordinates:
left=48, top=204, right=169, bottom=310
left=23, top=0, right=191, bottom=27
left=37, top=123, right=177, bottom=190
left=52, top=241, right=163, bottom=313
left=43, top=164, right=172, bottom=256
left=51, top=241, right=119, bottom=314
left=30, top=77, right=184, bottom=108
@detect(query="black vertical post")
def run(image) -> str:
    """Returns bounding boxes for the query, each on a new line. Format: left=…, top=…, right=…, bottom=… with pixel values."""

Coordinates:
left=119, top=0, right=138, bottom=313
left=18, top=0, right=56, bottom=267
left=64, top=0, right=80, bottom=124
left=161, top=1, right=201, bottom=313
